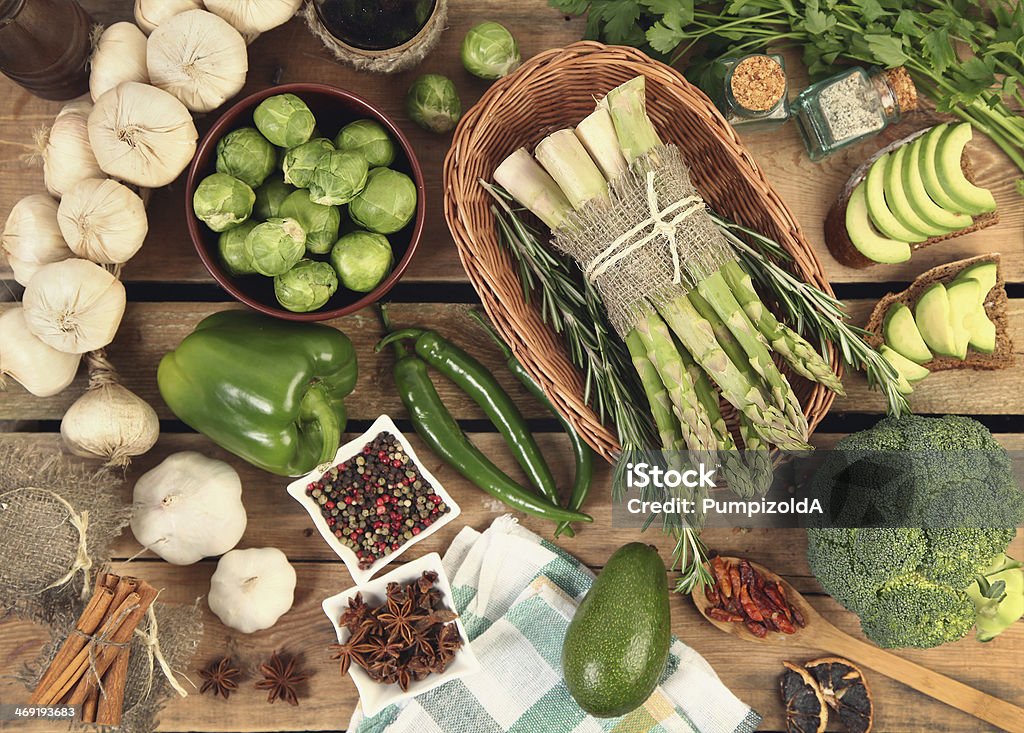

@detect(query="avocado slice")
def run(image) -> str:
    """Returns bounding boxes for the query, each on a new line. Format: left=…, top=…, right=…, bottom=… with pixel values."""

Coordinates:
left=883, top=303, right=933, bottom=364
left=903, top=137, right=973, bottom=231
left=920, top=125, right=968, bottom=213
left=885, top=145, right=948, bottom=237
left=953, top=261, right=998, bottom=296
left=865, top=154, right=928, bottom=242
left=967, top=311, right=997, bottom=353
left=881, top=345, right=930, bottom=385
left=914, top=283, right=958, bottom=357
left=946, top=278, right=979, bottom=359
left=880, top=346, right=915, bottom=394
left=845, top=183, right=912, bottom=264
left=935, top=123, right=997, bottom=215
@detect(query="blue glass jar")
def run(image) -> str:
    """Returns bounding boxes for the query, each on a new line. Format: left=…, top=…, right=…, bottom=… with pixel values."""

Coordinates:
left=792, top=67, right=909, bottom=160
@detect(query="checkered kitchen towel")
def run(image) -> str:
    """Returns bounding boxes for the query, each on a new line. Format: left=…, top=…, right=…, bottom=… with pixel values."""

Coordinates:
left=349, top=515, right=761, bottom=733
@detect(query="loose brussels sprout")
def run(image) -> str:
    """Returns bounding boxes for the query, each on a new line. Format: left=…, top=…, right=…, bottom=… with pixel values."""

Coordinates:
left=253, top=176, right=296, bottom=220
left=461, top=22, right=520, bottom=80
left=274, top=259, right=338, bottom=312
left=215, top=127, right=277, bottom=188
left=218, top=221, right=259, bottom=276
left=348, top=168, right=417, bottom=234
left=330, top=230, right=394, bottom=293
left=282, top=137, right=335, bottom=188
left=335, top=119, right=395, bottom=168
left=278, top=189, right=341, bottom=255
left=308, top=150, right=369, bottom=206
left=193, top=172, right=255, bottom=233
left=405, top=74, right=461, bottom=134
left=253, top=93, right=316, bottom=148
left=244, top=217, right=306, bottom=276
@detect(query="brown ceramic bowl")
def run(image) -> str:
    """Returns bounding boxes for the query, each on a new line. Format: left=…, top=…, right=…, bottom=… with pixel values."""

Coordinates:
left=186, top=83, right=425, bottom=321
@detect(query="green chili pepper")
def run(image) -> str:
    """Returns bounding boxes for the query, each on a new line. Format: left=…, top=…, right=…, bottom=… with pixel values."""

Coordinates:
left=379, top=308, right=592, bottom=526
left=378, top=326, right=560, bottom=508
left=468, top=311, right=595, bottom=538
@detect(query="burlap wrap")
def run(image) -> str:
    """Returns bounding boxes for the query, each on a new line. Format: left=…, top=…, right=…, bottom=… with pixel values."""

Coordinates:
left=552, top=144, right=733, bottom=338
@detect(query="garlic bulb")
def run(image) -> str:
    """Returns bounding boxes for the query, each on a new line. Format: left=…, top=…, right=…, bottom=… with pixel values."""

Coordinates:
left=58, top=178, right=148, bottom=264
left=41, top=101, right=104, bottom=198
left=90, top=22, right=150, bottom=102
left=22, top=259, right=126, bottom=354
left=134, top=0, right=204, bottom=34
left=89, top=82, right=198, bottom=187
left=1, top=194, right=74, bottom=286
left=147, top=10, right=248, bottom=113
left=208, top=547, right=296, bottom=633
left=61, top=351, right=159, bottom=467
left=130, top=452, right=247, bottom=565
left=204, top=0, right=302, bottom=35
left=0, top=307, right=81, bottom=397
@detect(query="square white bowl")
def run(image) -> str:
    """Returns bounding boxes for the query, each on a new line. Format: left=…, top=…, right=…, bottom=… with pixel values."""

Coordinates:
left=287, top=414, right=461, bottom=586
left=322, top=552, right=480, bottom=717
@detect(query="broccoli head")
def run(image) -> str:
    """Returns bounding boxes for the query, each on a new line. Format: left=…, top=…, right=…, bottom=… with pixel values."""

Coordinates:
left=806, top=415, right=1023, bottom=648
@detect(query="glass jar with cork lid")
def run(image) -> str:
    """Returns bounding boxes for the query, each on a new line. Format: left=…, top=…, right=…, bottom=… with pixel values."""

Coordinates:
left=792, top=66, right=918, bottom=160
left=711, top=53, right=791, bottom=131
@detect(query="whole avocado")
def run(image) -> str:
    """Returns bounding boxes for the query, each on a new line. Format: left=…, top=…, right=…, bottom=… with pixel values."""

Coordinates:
left=562, top=543, right=671, bottom=717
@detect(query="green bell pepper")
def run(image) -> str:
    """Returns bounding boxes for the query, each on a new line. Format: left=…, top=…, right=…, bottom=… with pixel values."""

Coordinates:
left=157, top=310, right=357, bottom=476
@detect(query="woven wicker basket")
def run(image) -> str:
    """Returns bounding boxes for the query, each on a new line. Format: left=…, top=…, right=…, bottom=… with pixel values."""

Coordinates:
left=443, top=42, right=839, bottom=463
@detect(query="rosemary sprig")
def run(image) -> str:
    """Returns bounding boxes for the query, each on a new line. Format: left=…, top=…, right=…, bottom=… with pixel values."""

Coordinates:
left=482, top=181, right=656, bottom=450
left=710, top=213, right=911, bottom=418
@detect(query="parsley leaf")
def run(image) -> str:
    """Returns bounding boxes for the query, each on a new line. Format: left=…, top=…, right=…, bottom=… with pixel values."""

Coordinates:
left=865, top=33, right=909, bottom=66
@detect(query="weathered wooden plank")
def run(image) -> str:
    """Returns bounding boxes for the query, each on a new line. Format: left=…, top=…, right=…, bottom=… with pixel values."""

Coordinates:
left=0, top=559, right=1020, bottom=733
left=2, top=9, right=1021, bottom=288
left=1, top=300, right=1020, bottom=423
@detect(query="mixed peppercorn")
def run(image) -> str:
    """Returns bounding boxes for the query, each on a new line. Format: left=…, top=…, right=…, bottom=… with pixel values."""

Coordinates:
left=306, top=432, right=449, bottom=569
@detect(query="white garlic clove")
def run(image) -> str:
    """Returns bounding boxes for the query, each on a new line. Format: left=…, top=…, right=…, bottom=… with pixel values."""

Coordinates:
left=147, top=10, right=248, bottom=114
left=208, top=547, right=296, bottom=633
left=22, top=258, right=127, bottom=354
left=61, top=379, right=159, bottom=466
left=204, top=0, right=303, bottom=35
left=0, top=307, right=81, bottom=397
left=88, top=82, right=198, bottom=188
left=41, top=100, right=104, bottom=198
left=134, top=0, right=204, bottom=34
left=58, top=178, right=149, bottom=264
left=90, top=22, right=150, bottom=103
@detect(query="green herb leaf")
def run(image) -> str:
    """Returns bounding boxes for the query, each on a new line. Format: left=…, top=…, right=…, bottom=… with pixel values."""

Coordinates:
left=923, top=29, right=956, bottom=75
left=853, top=0, right=886, bottom=24
left=892, top=10, right=923, bottom=38
left=865, top=33, right=909, bottom=66
left=647, top=20, right=685, bottom=54
left=640, top=0, right=693, bottom=25
left=1015, top=179, right=1024, bottom=196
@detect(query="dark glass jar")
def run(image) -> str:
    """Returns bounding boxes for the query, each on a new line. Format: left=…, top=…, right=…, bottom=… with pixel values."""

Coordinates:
left=313, top=0, right=436, bottom=52
left=0, top=0, right=92, bottom=100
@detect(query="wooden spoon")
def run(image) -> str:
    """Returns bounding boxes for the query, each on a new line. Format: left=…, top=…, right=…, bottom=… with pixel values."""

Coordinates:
left=691, top=557, right=1024, bottom=733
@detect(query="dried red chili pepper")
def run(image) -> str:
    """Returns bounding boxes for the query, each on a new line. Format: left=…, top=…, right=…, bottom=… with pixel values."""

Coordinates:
left=712, top=556, right=732, bottom=598
left=705, top=584, right=720, bottom=607
left=745, top=619, right=768, bottom=638
left=708, top=608, right=745, bottom=623
left=738, top=584, right=764, bottom=622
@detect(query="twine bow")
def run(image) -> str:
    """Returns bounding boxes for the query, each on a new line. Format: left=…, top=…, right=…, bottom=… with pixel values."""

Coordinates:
left=135, top=604, right=189, bottom=699
left=35, top=490, right=93, bottom=600
left=584, top=171, right=704, bottom=286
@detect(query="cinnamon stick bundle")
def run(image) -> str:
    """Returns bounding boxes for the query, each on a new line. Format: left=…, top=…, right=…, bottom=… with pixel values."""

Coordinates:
left=29, top=573, right=158, bottom=726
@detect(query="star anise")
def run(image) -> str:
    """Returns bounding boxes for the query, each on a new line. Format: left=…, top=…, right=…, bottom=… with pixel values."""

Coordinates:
left=329, top=638, right=369, bottom=676
left=394, top=664, right=412, bottom=692
left=198, top=657, right=241, bottom=699
left=363, top=634, right=404, bottom=662
left=339, top=592, right=371, bottom=632
left=255, top=651, right=307, bottom=706
left=376, top=594, right=421, bottom=644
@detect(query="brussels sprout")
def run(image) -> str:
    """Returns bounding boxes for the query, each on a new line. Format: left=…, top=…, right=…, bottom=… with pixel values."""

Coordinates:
left=253, top=176, right=296, bottom=220
left=244, top=217, right=306, bottom=276
left=405, top=74, right=461, bottom=134
left=330, top=230, right=394, bottom=293
left=215, top=127, right=277, bottom=188
left=274, top=259, right=339, bottom=312
left=335, top=119, right=396, bottom=168
left=282, top=137, right=335, bottom=188
left=278, top=189, right=341, bottom=255
left=461, top=22, right=520, bottom=80
left=253, top=93, right=316, bottom=148
left=348, top=168, right=417, bottom=234
left=218, top=221, right=259, bottom=276
left=193, top=172, right=255, bottom=233
left=308, top=150, right=369, bottom=206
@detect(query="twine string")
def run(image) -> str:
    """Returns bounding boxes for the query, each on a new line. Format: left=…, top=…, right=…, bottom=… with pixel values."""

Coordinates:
left=135, top=603, right=189, bottom=699
left=583, top=171, right=703, bottom=286
left=73, top=600, right=138, bottom=698
left=34, top=489, right=93, bottom=599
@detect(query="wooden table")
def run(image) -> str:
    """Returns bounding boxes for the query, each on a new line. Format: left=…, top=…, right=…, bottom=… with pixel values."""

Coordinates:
left=1, top=2, right=1021, bottom=731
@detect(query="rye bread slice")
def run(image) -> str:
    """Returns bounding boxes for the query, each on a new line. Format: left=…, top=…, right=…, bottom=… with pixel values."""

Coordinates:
left=825, top=127, right=999, bottom=269
left=864, top=254, right=1014, bottom=371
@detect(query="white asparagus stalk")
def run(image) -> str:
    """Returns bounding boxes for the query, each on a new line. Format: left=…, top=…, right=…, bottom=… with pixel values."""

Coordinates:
left=534, top=129, right=608, bottom=210
left=602, top=76, right=663, bottom=164
left=574, top=107, right=628, bottom=181
left=493, top=148, right=573, bottom=230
